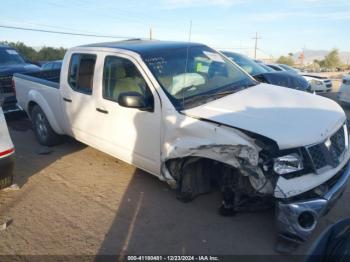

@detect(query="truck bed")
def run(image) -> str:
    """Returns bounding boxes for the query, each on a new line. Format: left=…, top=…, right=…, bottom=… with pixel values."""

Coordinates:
left=14, top=69, right=61, bottom=89
left=14, top=69, right=66, bottom=135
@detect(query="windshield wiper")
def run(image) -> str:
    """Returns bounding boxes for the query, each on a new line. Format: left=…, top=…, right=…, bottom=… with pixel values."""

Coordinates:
left=205, top=83, right=257, bottom=99
left=178, top=82, right=257, bottom=110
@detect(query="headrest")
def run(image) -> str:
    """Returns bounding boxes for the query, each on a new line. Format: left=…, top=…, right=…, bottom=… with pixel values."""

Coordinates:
left=110, top=63, right=126, bottom=79
left=79, top=58, right=95, bottom=74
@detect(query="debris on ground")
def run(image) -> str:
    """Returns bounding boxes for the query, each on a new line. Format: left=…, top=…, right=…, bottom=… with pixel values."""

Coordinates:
left=2, top=184, right=20, bottom=192
left=0, top=218, right=13, bottom=231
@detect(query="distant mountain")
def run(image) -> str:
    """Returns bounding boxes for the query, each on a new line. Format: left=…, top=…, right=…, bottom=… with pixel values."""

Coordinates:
left=292, top=49, right=350, bottom=65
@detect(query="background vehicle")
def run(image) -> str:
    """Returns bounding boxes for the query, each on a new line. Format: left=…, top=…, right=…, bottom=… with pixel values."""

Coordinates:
left=266, top=63, right=286, bottom=72
left=337, top=75, right=350, bottom=104
left=222, top=51, right=310, bottom=91
left=260, top=63, right=275, bottom=72
left=277, top=64, right=301, bottom=74
left=266, top=63, right=333, bottom=92
left=307, top=218, right=350, bottom=261
left=0, top=97, right=15, bottom=189
left=14, top=40, right=350, bottom=249
left=266, top=64, right=301, bottom=74
left=0, top=44, right=40, bottom=113
left=41, top=60, right=62, bottom=71
left=302, top=74, right=333, bottom=93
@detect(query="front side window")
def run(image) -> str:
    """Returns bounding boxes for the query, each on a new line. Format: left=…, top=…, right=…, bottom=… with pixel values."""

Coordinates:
left=103, top=56, right=152, bottom=102
left=142, top=45, right=257, bottom=110
left=68, top=54, right=96, bottom=94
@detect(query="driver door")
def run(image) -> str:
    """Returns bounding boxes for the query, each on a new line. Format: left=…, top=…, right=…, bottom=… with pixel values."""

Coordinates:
left=93, top=53, right=162, bottom=175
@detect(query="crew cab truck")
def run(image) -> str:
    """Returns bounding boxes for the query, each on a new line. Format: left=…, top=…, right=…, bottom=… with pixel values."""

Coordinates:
left=14, top=40, right=350, bottom=251
left=0, top=97, right=15, bottom=189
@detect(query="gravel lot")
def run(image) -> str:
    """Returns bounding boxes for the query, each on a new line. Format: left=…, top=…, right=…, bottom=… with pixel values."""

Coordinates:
left=0, top=90, right=349, bottom=260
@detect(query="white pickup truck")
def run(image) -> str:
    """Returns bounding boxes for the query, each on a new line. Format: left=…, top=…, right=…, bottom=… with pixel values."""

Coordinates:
left=14, top=40, right=350, bottom=248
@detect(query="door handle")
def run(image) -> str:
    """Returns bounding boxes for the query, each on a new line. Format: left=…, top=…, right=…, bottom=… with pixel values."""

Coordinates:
left=63, top=98, right=72, bottom=103
left=96, top=108, right=109, bottom=114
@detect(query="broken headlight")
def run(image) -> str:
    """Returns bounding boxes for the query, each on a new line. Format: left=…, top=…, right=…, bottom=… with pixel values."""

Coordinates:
left=274, top=153, right=304, bottom=175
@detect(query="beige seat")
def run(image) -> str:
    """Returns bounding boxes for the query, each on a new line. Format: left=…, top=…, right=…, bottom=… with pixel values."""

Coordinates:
left=77, top=58, right=95, bottom=90
left=109, top=64, right=144, bottom=101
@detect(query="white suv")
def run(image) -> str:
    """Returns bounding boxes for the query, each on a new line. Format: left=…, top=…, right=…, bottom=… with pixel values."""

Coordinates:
left=0, top=99, right=15, bottom=189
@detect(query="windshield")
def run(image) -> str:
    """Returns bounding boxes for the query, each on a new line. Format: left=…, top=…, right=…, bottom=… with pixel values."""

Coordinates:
left=267, top=64, right=283, bottom=71
left=142, top=45, right=257, bottom=110
left=278, top=64, right=293, bottom=70
left=260, top=64, right=275, bottom=72
left=0, top=48, right=25, bottom=66
left=222, top=51, right=267, bottom=76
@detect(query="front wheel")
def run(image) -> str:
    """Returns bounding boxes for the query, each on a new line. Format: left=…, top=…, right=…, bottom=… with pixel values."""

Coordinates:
left=31, top=105, right=61, bottom=146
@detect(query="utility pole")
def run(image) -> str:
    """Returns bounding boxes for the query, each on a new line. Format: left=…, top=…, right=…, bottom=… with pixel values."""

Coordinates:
left=252, top=32, right=261, bottom=59
left=188, top=20, right=192, bottom=42
left=149, top=27, right=153, bottom=40
left=299, top=49, right=305, bottom=66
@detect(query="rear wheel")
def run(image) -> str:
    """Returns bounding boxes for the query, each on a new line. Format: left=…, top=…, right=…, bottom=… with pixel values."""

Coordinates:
left=31, top=105, right=61, bottom=146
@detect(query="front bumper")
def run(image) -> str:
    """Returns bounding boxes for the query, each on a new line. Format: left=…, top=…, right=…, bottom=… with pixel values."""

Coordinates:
left=0, top=154, right=14, bottom=189
left=276, top=161, right=350, bottom=243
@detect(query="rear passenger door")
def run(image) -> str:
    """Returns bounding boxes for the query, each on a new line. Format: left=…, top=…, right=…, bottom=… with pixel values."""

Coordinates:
left=61, top=52, right=100, bottom=145
left=94, top=54, right=161, bottom=175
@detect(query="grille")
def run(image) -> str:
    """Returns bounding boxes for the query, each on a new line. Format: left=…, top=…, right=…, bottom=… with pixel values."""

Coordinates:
left=308, top=144, right=327, bottom=169
left=0, top=76, right=14, bottom=94
left=307, top=125, right=347, bottom=171
left=330, top=126, right=345, bottom=162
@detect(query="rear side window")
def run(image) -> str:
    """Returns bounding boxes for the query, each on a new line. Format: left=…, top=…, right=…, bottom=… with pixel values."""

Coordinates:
left=68, top=54, right=96, bottom=94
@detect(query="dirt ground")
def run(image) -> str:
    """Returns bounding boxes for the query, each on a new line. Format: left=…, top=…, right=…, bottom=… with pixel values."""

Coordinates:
left=0, top=90, right=350, bottom=260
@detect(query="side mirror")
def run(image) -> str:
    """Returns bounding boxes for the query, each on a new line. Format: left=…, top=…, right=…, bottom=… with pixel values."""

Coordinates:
left=118, top=92, right=153, bottom=112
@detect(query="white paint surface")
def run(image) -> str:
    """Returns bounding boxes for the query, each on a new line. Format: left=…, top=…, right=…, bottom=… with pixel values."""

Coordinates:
left=0, top=107, right=14, bottom=157
left=184, top=83, right=345, bottom=149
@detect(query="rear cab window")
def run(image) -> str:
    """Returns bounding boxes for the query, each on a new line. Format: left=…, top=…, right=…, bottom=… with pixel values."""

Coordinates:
left=68, top=54, right=97, bottom=95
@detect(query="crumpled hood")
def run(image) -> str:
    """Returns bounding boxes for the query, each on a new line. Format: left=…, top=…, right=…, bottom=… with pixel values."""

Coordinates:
left=0, top=63, right=40, bottom=77
left=183, top=83, right=346, bottom=149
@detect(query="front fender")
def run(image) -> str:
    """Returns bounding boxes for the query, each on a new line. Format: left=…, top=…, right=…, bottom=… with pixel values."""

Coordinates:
left=161, top=113, right=261, bottom=184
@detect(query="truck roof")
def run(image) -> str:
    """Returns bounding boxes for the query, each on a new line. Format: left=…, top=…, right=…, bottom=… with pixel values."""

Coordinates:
left=80, top=39, right=204, bottom=54
left=0, top=44, right=12, bottom=49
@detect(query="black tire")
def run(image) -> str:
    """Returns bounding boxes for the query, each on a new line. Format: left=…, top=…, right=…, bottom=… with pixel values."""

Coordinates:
left=31, top=105, right=61, bottom=146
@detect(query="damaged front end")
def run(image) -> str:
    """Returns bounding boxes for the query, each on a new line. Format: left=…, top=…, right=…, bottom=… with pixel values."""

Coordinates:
left=160, top=114, right=350, bottom=252
left=276, top=163, right=350, bottom=249
left=160, top=116, right=277, bottom=205
left=160, top=115, right=278, bottom=222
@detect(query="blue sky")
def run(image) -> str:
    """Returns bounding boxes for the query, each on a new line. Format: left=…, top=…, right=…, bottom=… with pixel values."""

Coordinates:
left=0, top=0, right=349, bottom=58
